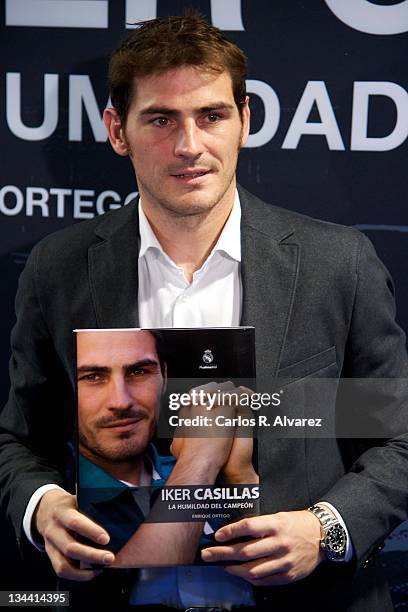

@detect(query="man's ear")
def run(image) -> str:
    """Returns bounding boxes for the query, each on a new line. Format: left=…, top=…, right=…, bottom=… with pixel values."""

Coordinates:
left=103, top=107, right=129, bottom=157
left=240, top=96, right=250, bottom=148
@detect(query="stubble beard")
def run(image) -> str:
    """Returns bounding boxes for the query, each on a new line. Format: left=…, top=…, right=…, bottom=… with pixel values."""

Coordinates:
left=79, top=424, right=153, bottom=465
left=135, top=135, right=243, bottom=221
left=138, top=169, right=236, bottom=221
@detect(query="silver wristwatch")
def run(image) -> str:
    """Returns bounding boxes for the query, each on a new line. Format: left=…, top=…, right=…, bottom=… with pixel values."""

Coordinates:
left=308, top=504, right=347, bottom=561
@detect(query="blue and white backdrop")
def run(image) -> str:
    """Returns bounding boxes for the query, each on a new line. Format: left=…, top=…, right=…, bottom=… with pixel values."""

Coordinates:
left=1, top=0, right=407, bottom=604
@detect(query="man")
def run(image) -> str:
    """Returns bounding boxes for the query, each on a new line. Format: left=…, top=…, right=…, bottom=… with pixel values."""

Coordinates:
left=0, top=13, right=407, bottom=612
left=76, top=328, right=174, bottom=558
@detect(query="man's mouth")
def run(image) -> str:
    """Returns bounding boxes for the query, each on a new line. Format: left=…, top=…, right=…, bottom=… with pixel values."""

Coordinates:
left=171, top=170, right=211, bottom=180
left=102, top=417, right=145, bottom=430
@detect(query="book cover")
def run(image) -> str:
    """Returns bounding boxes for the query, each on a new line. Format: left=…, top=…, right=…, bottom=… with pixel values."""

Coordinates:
left=75, top=327, right=258, bottom=567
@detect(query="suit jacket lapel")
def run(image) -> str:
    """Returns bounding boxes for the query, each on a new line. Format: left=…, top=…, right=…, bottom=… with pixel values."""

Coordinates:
left=88, top=200, right=141, bottom=329
left=239, top=188, right=306, bottom=513
left=87, top=189, right=300, bottom=364
left=239, top=187, right=300, bottom=380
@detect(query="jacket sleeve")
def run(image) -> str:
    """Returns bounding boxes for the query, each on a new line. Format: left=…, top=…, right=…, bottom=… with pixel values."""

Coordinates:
left=0, top=243, right=74, bottom=550
left=324, top=232, right=408, bottom=570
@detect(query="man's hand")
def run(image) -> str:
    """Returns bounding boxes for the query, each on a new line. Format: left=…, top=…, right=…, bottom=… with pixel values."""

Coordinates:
left=201, top=510, right=325, bottom=586
left=221, top=400, right=258, bottom=484
left=34, top=489, right=115, bottom=581
left=170, top=381, right=237, bottom=481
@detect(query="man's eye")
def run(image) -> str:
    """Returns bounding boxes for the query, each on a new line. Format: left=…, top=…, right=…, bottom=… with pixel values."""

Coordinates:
left=206, top=113, right=221, bottom=123
left=128, top=368, right=146, bottom=377
left=152, top=117, right=170, bottom=127
left=79, top=373, right=101, bottom=382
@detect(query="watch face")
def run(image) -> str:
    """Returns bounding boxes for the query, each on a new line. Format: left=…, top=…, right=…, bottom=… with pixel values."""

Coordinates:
left=326, top=524, right=347, bottom=556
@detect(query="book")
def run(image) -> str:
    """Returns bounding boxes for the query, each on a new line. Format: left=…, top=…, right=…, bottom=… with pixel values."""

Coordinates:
left=75, top=327, right=258, bottom=567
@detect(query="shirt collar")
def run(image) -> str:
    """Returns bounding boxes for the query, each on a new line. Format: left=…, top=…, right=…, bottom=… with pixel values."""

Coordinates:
left=138, top=200, right=165, bottom=259
left=79, top=443, right=175, bottom=501
left=138, top=190, right=241, bottom=263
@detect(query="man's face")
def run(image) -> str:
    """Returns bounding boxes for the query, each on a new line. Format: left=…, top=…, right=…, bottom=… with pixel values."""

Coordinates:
left=77, top=331, right=165, bottom=468
left=105, top=66, right=250, bottom=218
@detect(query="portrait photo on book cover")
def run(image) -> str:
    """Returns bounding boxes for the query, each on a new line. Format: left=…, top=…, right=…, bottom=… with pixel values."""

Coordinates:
left=75, top=327, right=259, bottom=568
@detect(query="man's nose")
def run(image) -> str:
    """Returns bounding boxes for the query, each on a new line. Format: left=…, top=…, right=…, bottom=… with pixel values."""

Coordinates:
left=107, top=377, right=133, bottom=410
left=173, top=120, right=203, bottom=159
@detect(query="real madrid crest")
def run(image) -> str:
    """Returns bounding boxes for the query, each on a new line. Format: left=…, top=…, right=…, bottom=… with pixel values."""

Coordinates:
left=199, top=348, right=217, bottom=370
left=202, top=349, right=213, bottom=364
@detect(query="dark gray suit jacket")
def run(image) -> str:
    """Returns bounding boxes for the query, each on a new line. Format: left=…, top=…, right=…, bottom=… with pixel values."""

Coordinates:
left=1, top=186, right=407, bottom=611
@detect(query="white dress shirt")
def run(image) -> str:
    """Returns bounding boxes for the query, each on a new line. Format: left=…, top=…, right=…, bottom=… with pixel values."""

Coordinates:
left=138, top=191, right=242, bottom=328
left=132, top=193, right=255, bottom=608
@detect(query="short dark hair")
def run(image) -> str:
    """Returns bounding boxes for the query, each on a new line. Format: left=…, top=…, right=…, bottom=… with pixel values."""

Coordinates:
left=108, top=14, right=247, bottom=125
left=148, top=330, right=167, bottom=376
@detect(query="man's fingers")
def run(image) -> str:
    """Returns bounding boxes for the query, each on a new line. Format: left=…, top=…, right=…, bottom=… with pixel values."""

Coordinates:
left=36, top=489, right=114, bottom=582
left=46, top=524, right=115, bottom=566
left=201, top=537, right=285, bottom=563
left=236, top=385, right=255, bottom=397
left=38, top=490, right=110, bottom=545
left=215, top=516, right=278, bottom=541
left=45, top=510, right=115, bottom=567
left=57, top=507, right=111, bottom=545
left=212, top=511, right=324, bottom=585
left=224, top=557, right=292, bottom=583
left=45, top=541, right=104, bottom=582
